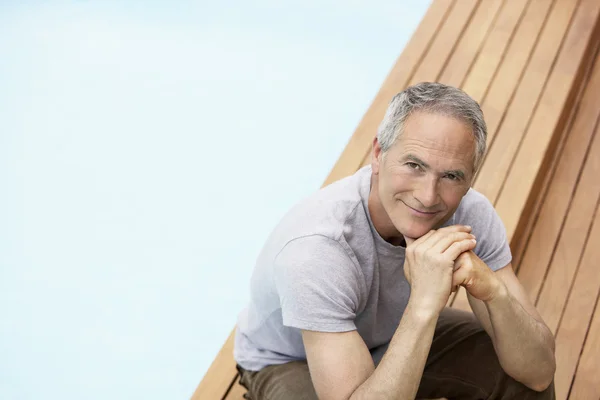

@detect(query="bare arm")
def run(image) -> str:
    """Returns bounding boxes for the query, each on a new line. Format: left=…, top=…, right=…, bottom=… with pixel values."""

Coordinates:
left=303, top=301, right=438, bottom=400
left=454, top=256, right=556, bottom=391
left=303, top=226, right=476, bottom=400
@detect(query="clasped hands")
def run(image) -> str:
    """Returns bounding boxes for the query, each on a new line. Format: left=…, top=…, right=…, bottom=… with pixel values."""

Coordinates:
left=403, top=225, right=504, bottom=315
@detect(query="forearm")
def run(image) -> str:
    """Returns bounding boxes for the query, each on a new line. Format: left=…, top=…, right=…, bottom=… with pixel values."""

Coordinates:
left=350, top=300, right=437, bottom=400
left=484, top=286, right=556, bottom=391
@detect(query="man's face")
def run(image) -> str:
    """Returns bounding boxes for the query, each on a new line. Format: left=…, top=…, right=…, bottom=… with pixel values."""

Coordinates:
left=372, top=111, right=476, bottom=241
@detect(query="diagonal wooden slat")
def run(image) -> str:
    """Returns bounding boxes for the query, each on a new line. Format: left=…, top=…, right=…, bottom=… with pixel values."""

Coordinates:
left=517, top=55, right=600, bottom=303
left=461, top=0, right=532, bottom=103
left=474, top=0, right=553, bottom=142
left=438, top=0, right=504, bottom=88
left=568, top=293, right=600, bottom=399
left=495, top=0, right=600, bottom=241
left=474, top=0, right=580, bottom=205
left=553, top=202, right=600, bottom=400
left=408, top=0, right=480, bottom=85
left=536, top=118, right=600, bottom=334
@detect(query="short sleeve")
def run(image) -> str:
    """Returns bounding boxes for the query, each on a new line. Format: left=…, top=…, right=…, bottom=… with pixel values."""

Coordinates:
left=273, top=235, right=362, bottom=333
left=454, top=189, right=512, bottom=271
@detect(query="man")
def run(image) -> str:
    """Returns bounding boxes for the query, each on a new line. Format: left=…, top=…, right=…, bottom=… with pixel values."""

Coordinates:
left=233, top=83, right=556, bottom=399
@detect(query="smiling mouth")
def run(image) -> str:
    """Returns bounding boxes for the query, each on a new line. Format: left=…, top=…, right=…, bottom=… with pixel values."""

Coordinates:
left=402, top=201, right=439, bottom=215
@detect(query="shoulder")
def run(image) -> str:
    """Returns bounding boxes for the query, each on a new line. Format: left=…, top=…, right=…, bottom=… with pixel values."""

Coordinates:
left=275, top=234, right=358, bottom=277
left=451, top=188, right=498, bottom=227
left=273, top=166, right=371, bottom=242
left=453, top=188, right=512, bottom=270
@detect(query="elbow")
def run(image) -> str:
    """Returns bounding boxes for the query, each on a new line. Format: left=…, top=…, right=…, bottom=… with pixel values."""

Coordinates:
left=503, top=347, right=556, bottom=392
left=524, top=358, right=556, bottom=392
left=527, top=378, right=553, bottom=393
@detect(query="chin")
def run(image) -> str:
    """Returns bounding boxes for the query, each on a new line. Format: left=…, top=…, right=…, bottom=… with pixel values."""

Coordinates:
left=397, top=224, right=434, bottom=241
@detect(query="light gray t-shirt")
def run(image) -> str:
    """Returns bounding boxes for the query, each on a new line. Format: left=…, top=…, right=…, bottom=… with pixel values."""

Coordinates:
left=234, top=165, right=512, bottom=371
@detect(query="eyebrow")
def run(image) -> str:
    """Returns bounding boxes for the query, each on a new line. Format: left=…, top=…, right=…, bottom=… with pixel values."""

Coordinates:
left=403, top=154, right=466, bottom=180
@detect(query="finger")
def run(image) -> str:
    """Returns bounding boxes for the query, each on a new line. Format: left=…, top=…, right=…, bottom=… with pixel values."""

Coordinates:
left=435, top=224, right=472, bottom=234
left=451, top=266, right=469, bottom=289
left=452, top=251, right=472, bottom=272
left=431, top=231, right=476, bottom=254
left=444, top=238, right=477, bottom=260
left=419, top=225, right=472, bottom=249
left=408, top=229, right=436, bottom=247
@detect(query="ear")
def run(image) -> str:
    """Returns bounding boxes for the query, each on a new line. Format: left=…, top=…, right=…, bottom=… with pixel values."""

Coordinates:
left=372, top=136, right=384, bottom=175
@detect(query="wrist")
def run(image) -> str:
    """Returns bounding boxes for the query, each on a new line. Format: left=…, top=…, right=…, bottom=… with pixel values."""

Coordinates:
left=485, top=278, right=509, bottom=304
left=406, top=298, right=441, bottom=323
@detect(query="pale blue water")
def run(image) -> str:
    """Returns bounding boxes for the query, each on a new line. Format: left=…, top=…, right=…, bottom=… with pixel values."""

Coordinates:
left=0, top=1, right=430, bottom=398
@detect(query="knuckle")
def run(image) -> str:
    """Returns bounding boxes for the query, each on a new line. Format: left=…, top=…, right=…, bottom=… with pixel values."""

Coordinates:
left=453, top=232, right=468, bottom=241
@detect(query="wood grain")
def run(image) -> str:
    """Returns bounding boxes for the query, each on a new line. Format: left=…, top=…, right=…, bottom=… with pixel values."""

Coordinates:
left=536, top=120, right=600, bottom=334
left=475, top=0, right=553, bottom=144
left=568, top=293, right=600, bottom=399
left=461, top=0, right=532, bottom=103
left=496, top=0, right=600, bottom=241
left=474, top=0, right=579, bottom=204
left=440, top=0, right=504, bottom=88
left=517, top=55, right=600, bottom=302
left=553, top=202, right=600, bottom=400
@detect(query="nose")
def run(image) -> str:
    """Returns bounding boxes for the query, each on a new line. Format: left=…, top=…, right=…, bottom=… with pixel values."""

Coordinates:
left=414, top=175, right=440, bottom=209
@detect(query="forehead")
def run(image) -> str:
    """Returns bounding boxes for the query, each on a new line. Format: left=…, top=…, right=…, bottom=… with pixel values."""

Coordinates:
left=393, top=111, right=476, bottom=165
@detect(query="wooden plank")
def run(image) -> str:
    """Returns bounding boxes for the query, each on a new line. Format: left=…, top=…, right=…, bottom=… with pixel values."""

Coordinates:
left=536, top=120, right=600, bottom=334
left=409, top=0, right=480, bottom=86
left=190, top=330, right=236, bottom=400
left=517, top=55, right=600, bottom=302
left=436, top=0, right=504, bottom=88
left=568, top=294, right=600, bottom=400
left=474, top=0, right=580, bottom=205
left=553, top=202, right=600, bottom=400
left=461, top=0, right=531, bottom=103
left=223, top=376, right=247, bottom=400
left=324, top=0, right=454, bottom=186
left=509, top=59, right=589, bottom=274
left=495, top=0, right=600, bottom=241
left=474, top=0, right=553, bottom=144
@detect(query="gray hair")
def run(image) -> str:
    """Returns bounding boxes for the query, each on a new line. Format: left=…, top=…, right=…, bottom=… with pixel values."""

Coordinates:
left=376, top=82, right=487, bottom=172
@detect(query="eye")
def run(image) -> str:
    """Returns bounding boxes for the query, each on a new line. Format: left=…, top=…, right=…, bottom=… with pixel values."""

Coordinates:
left=445, top=173, right=460, bottom=181
left=406, top=162, right=421, bottom=170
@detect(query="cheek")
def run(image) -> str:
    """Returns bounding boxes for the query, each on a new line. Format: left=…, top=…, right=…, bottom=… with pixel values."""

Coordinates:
left=440, top=185, right=469, bottom=209
left=382, top=171, right=413, bottom=195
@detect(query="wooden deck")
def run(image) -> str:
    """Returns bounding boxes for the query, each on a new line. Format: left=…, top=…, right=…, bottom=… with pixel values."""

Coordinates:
left=193, top=0, right=600, bottom=399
